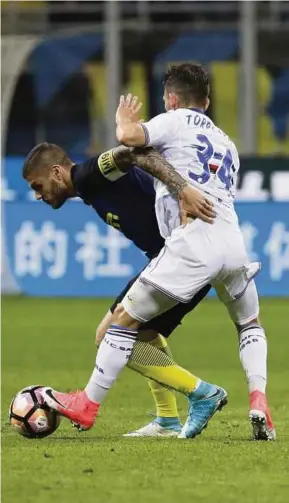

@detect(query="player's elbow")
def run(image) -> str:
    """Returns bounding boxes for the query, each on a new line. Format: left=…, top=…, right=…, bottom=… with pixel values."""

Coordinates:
left=116, top=127, right=129, bottom=145
left=116, top=125, right=144, bottom=147
left=116, top=127, right=134, bottom=146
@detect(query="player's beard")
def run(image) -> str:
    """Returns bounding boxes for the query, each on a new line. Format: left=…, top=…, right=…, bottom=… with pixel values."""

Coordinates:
left=46, top=179, right=68, bottom=209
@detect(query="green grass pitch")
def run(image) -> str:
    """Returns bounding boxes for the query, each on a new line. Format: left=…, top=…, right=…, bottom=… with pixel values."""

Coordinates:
left=2, top=296, right=289, bottom=503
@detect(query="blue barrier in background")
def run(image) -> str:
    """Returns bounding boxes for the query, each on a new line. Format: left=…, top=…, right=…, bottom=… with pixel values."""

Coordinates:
left=3, top=200, right=289, bottom=297
left=4, top=201, right=147, bottom=296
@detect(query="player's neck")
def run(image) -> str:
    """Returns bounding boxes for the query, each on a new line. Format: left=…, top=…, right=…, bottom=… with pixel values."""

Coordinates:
left=65, top=164, right=77, bottom=198
left=188, top=107, right=205, bottom=114
left=174, top=102, right=205, bottom=114
left=186, top=101, right=205, bottom=113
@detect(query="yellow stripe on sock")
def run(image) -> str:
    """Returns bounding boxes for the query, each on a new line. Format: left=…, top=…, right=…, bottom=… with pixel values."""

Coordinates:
left=128, top=360, right=199, bottom=396
left=149, top=334, right=169, bottom=350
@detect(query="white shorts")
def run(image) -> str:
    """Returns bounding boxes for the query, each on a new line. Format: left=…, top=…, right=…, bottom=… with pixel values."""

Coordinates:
left=141, top=218, right=255, bottom=302
left=122, top=218, right=261, bottom=325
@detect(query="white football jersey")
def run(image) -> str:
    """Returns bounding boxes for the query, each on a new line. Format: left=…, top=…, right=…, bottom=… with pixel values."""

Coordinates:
left=142, top=108, right=240, bottom=237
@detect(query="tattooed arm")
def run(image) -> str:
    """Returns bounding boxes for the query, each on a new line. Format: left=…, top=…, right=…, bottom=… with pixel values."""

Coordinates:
left=104, top=145, right=215, bottom=224
left=111, top=145, right=186, bottom=198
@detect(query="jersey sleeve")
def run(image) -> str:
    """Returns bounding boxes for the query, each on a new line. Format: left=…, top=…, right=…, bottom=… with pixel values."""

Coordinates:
left=141, top=112, right=178, bottom=148
left=71, top=151, right=126, bottom=198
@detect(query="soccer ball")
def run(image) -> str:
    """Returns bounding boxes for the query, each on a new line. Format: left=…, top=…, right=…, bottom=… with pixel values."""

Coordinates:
left=9, top=385, right=61, bottom=439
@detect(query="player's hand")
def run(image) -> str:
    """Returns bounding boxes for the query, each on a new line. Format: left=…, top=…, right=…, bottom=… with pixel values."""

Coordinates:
left=116, top=94, right=142, bottom=125
left=179, top=186, right=216, bottom=225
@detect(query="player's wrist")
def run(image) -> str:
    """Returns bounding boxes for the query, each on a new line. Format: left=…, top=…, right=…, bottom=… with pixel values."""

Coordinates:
left=179, top=184, right=202, bottom=197
left=176, top=182, right=190, bottom=198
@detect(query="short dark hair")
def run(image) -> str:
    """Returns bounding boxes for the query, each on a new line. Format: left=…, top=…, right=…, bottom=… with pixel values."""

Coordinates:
left=163, top=63, right=210, bottom=106
left=23, top=142, right=72, bottom=178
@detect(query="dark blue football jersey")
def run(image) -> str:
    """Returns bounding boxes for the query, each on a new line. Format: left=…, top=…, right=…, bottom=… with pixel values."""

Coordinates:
left=71, top=155, right=165, bottom=259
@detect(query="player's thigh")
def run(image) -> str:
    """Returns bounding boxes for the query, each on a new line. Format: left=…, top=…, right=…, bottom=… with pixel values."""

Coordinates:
left=110, top=271, right=142, bottom=313
left=223, top=280, right=260, bottom=325
left=143, top=284, right=211, bottom=337
left=122, top=277, right=178, bottom=323
left=214, top=256, right=261, bottom=321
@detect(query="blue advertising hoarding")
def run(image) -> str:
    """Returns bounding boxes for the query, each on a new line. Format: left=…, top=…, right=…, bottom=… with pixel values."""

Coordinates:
left=3, top=200, right=289, bottom=297
left=4, top=201, right=147, bottom=296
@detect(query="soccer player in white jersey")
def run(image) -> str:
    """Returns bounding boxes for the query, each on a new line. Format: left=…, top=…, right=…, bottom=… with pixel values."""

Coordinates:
left=44, top=64, right=275, bottom=441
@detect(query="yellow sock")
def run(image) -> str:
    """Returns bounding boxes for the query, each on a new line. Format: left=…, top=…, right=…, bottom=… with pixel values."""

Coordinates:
left=147, top=335, right=178, bottom=418
left=147, top=379, right=178, bottom=418
left=99, top=335, right=179, bottom=417
left=128, top=337, right=199, bottom=397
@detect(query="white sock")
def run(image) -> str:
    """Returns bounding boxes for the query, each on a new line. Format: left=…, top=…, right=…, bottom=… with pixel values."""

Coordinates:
left=239, top=323, right=267, bottom=394
left=85, top=325, right=137, bottom=403
left=248, top=375, right=266, bottom=394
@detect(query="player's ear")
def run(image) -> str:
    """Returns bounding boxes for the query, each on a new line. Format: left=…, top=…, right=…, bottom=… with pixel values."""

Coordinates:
left=169, top=93, right=178, bottom=110
left=51, top=164, right=62, bottom=180
left=204, top=97, right=210, bottom=112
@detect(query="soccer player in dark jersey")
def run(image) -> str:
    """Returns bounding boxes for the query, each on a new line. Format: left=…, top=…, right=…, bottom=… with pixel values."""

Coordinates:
left=23, top=142, right=214, bottom=437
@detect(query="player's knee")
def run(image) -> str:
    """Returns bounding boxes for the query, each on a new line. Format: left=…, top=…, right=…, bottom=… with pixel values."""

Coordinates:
left=227, top=280, right=260, bottom=327
left=95, top=309, right=114, bottom=345
left=235, top=316, right=260, bottom=334
left=95, top=325, right=106, bottom=345
left=112, top=303, right=141, bottom=330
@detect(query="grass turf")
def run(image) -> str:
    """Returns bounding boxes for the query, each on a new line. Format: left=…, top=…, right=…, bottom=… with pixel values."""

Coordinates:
left=2, top=296, right=288, bottom=503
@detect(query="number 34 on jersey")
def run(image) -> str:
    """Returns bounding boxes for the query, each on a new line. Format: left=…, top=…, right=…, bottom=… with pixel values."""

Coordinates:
left=142, top=108, right=240, bottom=204
left=188, top=133, right=237, bottom=194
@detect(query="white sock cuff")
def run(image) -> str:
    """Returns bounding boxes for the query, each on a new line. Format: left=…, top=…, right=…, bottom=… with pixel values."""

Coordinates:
left=93, top=327, right=137, bottom=390
left=238, top=323, right=267, bottom=387
left=239, top=324, right=266, bottom=344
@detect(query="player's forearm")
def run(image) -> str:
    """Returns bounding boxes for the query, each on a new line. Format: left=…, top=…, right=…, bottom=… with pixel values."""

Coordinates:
left=116, top=122, right=146, bottom=147
left=111, top=145, right=187, bottom=198
left=110, top=146, right=215, bottom=223
left=127, top=147, right=188, bottom=198
left=135, top=149, right=187, bottom=197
